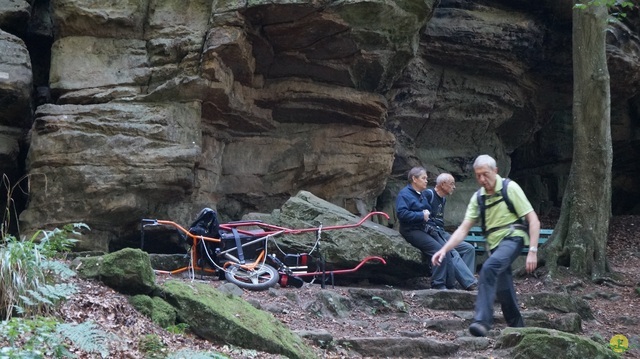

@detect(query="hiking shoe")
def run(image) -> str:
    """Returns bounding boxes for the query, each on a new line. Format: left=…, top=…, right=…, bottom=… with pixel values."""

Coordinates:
left=469, top=322, right=488, bottom=337
left=431, top=285, right=448, bottom=290
left=465, top=283, right=478, bottom=291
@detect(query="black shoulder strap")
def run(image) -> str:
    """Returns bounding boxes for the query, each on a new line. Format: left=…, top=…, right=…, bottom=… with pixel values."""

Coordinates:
left=476, top=189, right=486, bottom=233
left=501, top=178, right=517, bottom=217
left=477, top=178, right=519, bottom=234
left=426, top=188, right=446, bottom=206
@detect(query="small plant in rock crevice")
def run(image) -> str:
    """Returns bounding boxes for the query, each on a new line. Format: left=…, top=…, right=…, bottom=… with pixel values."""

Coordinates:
left=139, top=334, right=167, bottom=358
left=165, top=323, right=190, bottom=335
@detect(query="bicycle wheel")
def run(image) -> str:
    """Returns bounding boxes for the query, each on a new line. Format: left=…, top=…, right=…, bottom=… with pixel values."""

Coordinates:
left=224, top=263, right=280, bottom=291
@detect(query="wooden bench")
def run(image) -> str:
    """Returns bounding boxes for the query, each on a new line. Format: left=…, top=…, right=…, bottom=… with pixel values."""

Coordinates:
left=464, top=226, right=553, bottom=255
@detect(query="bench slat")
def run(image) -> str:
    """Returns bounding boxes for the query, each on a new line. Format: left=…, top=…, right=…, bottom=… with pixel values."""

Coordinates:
left=463, top=228, right=553, bottom=255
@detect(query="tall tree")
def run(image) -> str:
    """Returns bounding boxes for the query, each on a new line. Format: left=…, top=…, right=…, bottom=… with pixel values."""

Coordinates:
left=545, top=1, right=612, bottom=280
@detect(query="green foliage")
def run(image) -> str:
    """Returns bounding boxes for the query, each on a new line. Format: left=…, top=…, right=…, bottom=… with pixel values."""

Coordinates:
left=0, top=223, right=86, bottom=320
left=0, top=318, right=115, bottom=359
left=574, top=0, right=635, bottom=21
left=370, top=295, right=391, bottom=315
left=16, top=283, right=77, bottom=314
left=1, top=235, right=49, bottom=319
left=139, top=334, right=167, bottom=358
left=138, top=333, right=229, bottom=359
left=37, top=223, right=87, bottom=258
left=165, top=323, right=189, bottom=335
left=0, top=317, right=74, bottom=358
left=57, top=321, right=114, bottom=358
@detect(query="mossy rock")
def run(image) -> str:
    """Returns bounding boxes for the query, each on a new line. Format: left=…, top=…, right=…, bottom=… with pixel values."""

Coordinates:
left=160, top=280, right=317, bottom=359
left=496, top=327, right=620, bottom=359
left=130, top=295, right=154, bottom=317
left=130, top=294, right=177, bottom=328
left=74, top=248, right=156, bottom=295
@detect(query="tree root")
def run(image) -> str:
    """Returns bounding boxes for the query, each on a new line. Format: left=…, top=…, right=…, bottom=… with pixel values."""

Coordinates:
left=592, top=276, right=633, bottom=287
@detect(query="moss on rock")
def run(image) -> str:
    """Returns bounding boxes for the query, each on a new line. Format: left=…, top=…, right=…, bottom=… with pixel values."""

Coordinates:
left=75, top=248, right=156, bottom=294
left=161, top=280, right=317, bottom=359
left=150, top=296, right=177, bottom=328
left=130, top=295, right=177, bottom=328
left=497, top=327, right=619, bottom=359
left=130, top=294, right=154, bottom=317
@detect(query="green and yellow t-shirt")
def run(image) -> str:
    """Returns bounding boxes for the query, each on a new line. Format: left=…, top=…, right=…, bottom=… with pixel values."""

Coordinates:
left=464, top=175, right=534, bottom=250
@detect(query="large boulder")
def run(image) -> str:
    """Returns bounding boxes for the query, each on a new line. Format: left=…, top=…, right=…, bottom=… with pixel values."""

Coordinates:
left=161, top=280, right=318, bottom=359
left=73, top=248, right=156, bottom=294
left=252, top=190, right=425, bottom=284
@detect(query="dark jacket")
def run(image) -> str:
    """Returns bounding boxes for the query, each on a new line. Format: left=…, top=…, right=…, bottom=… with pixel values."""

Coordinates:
left=396, top=184, right=432, bottom=231
left=425, top=188, right=446, bottom=229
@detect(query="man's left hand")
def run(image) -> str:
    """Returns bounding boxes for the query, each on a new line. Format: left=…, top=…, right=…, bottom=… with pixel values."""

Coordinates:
left=526, top=252, right=538, bottom=273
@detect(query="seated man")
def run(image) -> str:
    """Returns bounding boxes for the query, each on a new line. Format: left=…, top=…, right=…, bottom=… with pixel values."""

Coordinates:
left=425, top=173, right=477, bottom=290
left=396, top=167, right=456, bottom=289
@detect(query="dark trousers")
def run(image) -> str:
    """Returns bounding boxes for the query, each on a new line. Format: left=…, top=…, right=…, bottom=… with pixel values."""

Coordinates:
left=400, top=227, right=455, bottom=289
left=473, top=236, right=525, bottom=329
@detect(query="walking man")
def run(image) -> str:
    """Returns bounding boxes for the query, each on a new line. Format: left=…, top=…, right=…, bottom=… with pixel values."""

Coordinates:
left=432, top=155, right=540, bottom=336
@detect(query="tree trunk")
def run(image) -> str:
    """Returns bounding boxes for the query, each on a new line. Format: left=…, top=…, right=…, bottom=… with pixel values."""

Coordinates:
left=545, top=2, right=612, bottom=280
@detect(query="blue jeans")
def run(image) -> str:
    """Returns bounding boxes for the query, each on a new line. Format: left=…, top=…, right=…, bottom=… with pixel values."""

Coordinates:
left=431, top=227, right=477, bottom=288
left=400, top=226, right=455, bottom=289
left=473, top=236, right=525, bottom=329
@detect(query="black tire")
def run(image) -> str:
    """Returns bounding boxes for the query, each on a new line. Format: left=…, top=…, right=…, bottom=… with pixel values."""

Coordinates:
left=224, top=263, right=280, bottom=291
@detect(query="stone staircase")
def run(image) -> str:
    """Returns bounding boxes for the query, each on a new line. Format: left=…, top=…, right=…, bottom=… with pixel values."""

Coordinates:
left=289, top=288, right=592, bottom=358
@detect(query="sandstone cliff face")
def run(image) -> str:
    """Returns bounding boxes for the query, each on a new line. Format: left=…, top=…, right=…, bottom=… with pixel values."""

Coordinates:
left=0, top=0, right=639, bottom=251
left=384, top=0, right=640, bottom=223
left=1, top=0, right=435, bottom=249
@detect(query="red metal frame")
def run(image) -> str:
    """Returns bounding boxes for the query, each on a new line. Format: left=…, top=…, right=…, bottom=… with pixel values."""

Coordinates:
left=292, top=255, right=387, bottom=278
left=219, top=211, right=390, bottom=236
left=144, top=211, right=390, bottom=281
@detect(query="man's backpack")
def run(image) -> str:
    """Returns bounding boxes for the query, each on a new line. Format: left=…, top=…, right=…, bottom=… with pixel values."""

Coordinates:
left=424, top=189, right=443, bottom=208
left=476, top=178, right=528, bottom=235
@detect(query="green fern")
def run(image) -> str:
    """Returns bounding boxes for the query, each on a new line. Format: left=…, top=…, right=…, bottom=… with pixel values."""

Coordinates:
left=0, top=317, right=75, bottom=358
left=57, top=321, right=115, bottom=358
left=38, top=223, right=87, bottom=257
left=0, top=224, right=83, bottom=320
left=15, top=283, right=77, bottom=315
left=41, top=260, right=77, bottom=279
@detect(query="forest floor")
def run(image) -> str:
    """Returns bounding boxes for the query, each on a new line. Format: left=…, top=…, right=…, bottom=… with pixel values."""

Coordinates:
left=58, top=215, right=640, bottom=358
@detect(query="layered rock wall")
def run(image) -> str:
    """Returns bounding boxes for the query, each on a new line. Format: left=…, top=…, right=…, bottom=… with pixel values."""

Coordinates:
left=2, top=0, right=436, bottom=250
left=1, top=0, right=639, bottom=250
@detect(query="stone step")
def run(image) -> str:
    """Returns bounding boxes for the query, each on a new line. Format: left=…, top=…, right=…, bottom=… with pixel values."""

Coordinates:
left=296, top=309, right=582, bottom=357
left=294, top=332, right=492, bottom=358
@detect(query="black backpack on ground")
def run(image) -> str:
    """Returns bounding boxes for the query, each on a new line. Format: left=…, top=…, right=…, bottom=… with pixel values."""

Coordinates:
left=476, top=178, right=528, bottom=235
